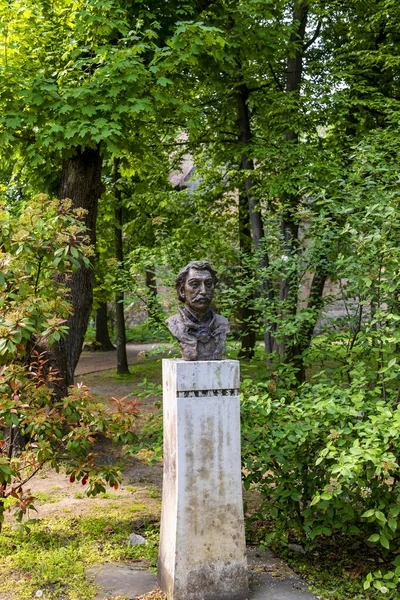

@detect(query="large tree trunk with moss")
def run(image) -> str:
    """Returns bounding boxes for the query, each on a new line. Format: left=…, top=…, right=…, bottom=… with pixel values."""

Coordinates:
left=278, top=3, right=327, bottom=381
left=48, top=146, right=103, bottom=398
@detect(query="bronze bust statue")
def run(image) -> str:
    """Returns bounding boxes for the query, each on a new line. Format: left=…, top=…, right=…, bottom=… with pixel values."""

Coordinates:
left=166, top=260, right=230, bottom=361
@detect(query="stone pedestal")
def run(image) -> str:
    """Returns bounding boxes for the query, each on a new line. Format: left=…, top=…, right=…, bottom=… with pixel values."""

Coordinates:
left=158, top=359, right=248, bottom=600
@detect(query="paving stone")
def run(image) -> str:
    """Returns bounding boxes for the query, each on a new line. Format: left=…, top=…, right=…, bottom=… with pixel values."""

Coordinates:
left=88, top=550, right=318, bottom=600
left=87, top=563, right=157, bottom=600
left=248, top=549, right=317, bottom=599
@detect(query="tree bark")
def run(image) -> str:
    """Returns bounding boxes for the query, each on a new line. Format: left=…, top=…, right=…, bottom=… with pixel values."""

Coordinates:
left=237, top=189, right=256, bottom=360
left=288, top=266, right=328, bottom=383
left=95, top=302, right=115, bottom=351
left=114, top=159, right=130, bottom=375
left=48, top=145, right=103, bottom=398
left=236, top=83, right=275, bottom=356
left=145, top=267, right=160, bottom=323
left=276, top=1, right=309, bottom=362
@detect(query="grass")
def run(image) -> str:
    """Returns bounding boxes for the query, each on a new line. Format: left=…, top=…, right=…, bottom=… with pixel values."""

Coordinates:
left=0, top=503, right=160, bottom=600
left=35, top=491, right=67, bottom=505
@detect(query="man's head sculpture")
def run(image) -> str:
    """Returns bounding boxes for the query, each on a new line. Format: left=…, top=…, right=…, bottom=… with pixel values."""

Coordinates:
left=166, top=260, right=230, bottom=361
left=176, top=260, right=218, bottom=315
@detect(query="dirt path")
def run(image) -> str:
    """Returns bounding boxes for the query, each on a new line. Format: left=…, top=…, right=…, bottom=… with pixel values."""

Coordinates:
left=75, top=343, right=171, bottom=376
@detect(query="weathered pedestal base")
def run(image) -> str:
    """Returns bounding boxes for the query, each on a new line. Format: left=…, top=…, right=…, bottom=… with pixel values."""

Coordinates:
left=158, top=359, right=248, bottom=600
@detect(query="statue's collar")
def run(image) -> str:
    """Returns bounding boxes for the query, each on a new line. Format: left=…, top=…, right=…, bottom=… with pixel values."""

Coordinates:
left=180, top=306, right=215, bottom=327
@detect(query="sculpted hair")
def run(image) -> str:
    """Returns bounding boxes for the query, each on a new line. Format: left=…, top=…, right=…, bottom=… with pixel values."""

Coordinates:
left=176, top=260, right=218, bottom=302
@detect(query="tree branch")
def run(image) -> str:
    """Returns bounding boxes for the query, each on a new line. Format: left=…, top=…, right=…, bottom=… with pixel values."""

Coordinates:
left=304, top=20, right=322, bottom=50
left=247, top=81, right=273, bottom=93
left=268, top=63, right=284, bottom=91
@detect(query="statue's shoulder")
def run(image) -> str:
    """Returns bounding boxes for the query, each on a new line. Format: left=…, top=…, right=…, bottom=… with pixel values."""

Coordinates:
left=166, top=313, right=184, bottom=338
left=214, top=312, right=230, bottom=332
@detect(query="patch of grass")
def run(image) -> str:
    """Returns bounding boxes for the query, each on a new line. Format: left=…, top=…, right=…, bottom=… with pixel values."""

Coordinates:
left=99, top=491, right=123, bottom=500
left=240, top=358, right=270, bottom=383
left=128, top=502, right=147, bottom=513
left=85, top=320, right=171, bottom=346
left=145, top=486, right=160, bottom=500
left=0, top=502, right=160, bottom=600
left=35, top=491, right=66, bottom=505
left=125, top=486, right=137, bottom=493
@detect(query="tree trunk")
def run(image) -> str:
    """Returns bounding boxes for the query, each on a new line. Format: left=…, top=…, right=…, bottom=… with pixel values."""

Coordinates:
left=95, top=302, right=115, bottom=351
left=276, top=1, right=309, bottom=362
left=49, top=145, right=103, bottom=398
left=237, top=189, right=256, bottom=360
left=145, top=267, right=160, bottom=323
left=114, top=159, right=130, bottom=375
left=236, top=83, right=275, bottom=356
left=289, top=266, right=328, bottom=383
left=226, top=13, right=274, bottom=357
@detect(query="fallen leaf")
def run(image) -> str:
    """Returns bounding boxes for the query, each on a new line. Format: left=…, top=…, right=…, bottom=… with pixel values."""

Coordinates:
left=347, top=566, right=366, bottom=579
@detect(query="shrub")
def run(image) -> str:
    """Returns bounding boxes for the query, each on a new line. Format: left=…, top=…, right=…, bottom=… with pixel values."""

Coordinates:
left=241, top=370, right=400, bottom=593
left=0, top=196, right=138, bottom=531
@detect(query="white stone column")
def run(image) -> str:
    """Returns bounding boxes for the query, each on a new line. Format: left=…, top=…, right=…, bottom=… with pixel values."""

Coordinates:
left=158, top=359, right=248, bottom=600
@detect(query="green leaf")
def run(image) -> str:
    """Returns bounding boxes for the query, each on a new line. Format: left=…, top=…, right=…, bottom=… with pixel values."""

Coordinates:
left=157, top=76, right=173, bottom=86
left=392, top=555, right=400, bottom=567
left=375, top=511, right=386, bottom=523
left=82, top=105, right=97, bottom=116
left=388, top=517, right=397, bottom=532
left=379, top=535, right=390, bottom=549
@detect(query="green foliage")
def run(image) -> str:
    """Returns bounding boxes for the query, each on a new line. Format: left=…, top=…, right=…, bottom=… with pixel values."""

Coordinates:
left=241, top=129, right=400, bottom=594
left=0, top=0, right=154, bottom=155
left=125, top=321, right=169, bottom=344
left=0, top=196, right=91, bottom=357
left=0, top=195, right=138, bottom=530
left=241, top=373, right=400, bottom=595
left=2, top=2, right=400, bottom=596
